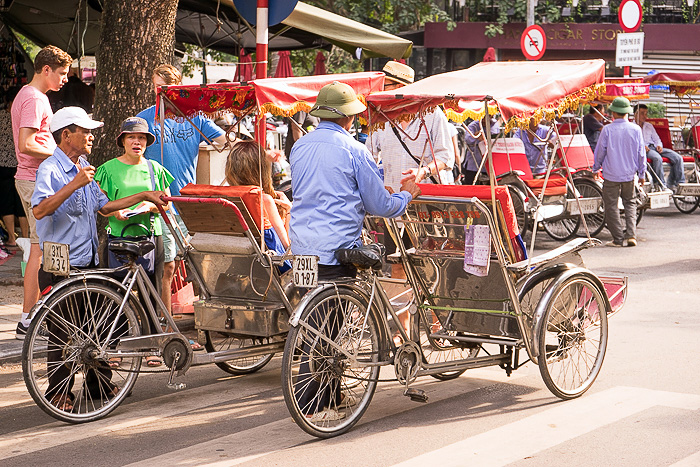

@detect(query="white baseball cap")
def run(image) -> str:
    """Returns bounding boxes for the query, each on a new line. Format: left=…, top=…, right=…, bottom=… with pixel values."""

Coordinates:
left=50, top=106, right=104, bottom=133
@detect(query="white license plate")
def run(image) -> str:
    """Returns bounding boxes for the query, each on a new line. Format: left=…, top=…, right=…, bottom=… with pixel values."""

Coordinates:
left=678, top=184, right=700, bottom=196
left=43, top=241, right=70, bottom=276
left=293, top=255, right=318, bottom=288
left=649, top=193, right=670, bottom=209
left=569, top=198, right=600, bottom=215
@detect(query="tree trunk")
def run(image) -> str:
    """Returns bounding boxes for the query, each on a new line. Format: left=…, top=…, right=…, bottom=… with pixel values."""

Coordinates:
left=92, top=0, right=178, bottom=265
left=92, top=0, right=178, bottom=166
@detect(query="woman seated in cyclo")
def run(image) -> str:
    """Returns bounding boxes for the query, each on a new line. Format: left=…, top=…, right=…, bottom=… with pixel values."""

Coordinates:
left=224, top=139, right=291, bottom=260
left=95, top=117, right=174, bottom=368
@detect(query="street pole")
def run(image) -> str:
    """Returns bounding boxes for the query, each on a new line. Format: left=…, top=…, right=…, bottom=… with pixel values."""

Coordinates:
left=256, top=0, right=268, bottom=145
left=527, top=0, right=536, bottom=26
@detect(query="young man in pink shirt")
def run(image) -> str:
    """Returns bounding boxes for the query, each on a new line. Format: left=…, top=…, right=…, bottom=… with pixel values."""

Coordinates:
left=12, top=45, right=71, bottom=339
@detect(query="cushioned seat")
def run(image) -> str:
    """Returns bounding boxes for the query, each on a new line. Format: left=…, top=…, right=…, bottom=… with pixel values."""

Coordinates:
left=524, top=176, right=567, bottom=196
left=189, top=233, right=255, bottom=255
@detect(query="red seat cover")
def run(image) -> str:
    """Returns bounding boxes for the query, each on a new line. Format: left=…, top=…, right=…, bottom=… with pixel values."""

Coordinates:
left=557, top=134, right=594, bottom=170
left=179, top=184, right=271, bottom=230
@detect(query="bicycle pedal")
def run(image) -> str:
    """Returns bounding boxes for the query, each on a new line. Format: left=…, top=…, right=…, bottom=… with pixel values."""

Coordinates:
left=166, top=381, right=187, bottom=390
left=404, top=388, right=428, bottom=403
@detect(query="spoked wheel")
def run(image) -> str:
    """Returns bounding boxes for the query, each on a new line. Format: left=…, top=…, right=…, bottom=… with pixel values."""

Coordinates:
left=673, top=173, right=700, bottom=213
left=420, top=308, right=477, bottom=381
left=542, top=186, right=580, bottom=241
left=573, top=178, right=605, bottom=237
left=508, top=186, right=529, bottom=238
left=281, top=287, right=381, bottom=438
left=23, top=283, right=142, bottom=423
left=537, top=274, right=608, bottom=400
left=203, top=331, right=274, bottom=375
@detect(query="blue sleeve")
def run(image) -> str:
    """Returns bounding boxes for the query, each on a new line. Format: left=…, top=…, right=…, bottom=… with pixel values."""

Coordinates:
left=197, top=116, right=225, bottom=142
left=353, top=146, right=411, bottom=218
left=592, top=127, right=607, bottom=172
left=31, top=163, right=56, bottom=207
left=464, top=121, right=480, bottom=145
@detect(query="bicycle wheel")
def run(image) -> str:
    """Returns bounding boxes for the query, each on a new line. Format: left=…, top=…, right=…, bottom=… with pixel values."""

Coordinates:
left=542, top=186, right=580, bottom=241
left=573, top=178, right=605, bottom=237
left=508, top=186, right=529, bottom=237
left=203, top=331, right=274, bottom=375
left=537, top=274, right=608, bottom=400
left=673, top=173, right=700, bottom=213
left=23, top=283, right=142, bottom=423
left=281, top=287, right=381, bottom=438
left=420, top=308, right=477, bottom=381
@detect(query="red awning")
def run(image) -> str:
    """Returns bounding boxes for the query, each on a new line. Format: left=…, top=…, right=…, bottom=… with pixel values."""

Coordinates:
left=366, top=59, right=605, bottom=131
left=598, top=78, right=649, bottom=103
left=643, top=72, right=700, bottom=95
left=157, top=71, right=385, bottom=120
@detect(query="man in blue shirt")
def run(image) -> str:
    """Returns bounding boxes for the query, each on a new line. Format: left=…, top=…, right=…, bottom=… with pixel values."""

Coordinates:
left=137, top=64, right=228, bottom=311
left=32, top=106, right=166, bottom=411
left=463, top=116, right=500, bottom=184
left=592, top=97, right=646, bottom=247
left=289, top=82, right=420, bottom=422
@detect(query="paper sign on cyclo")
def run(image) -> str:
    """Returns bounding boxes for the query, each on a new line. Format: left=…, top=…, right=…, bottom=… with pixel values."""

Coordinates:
left=615, top=32, right=644, bottom=67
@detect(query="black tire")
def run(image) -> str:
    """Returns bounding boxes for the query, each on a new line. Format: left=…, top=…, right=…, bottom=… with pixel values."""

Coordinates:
left=673, top=173, right=700, bottom=214
left=537, top=274, right=608, bottom=400
left=573, top=178, right=605, bottom=237
left=542, top=185, right=580, bottom=242
left=508, top=185, right=529, bottom=238
left=23, top=283, right=141, bottom=423
left=203, top=331, right=274, bottom=375
left=420, top=308, right=476, bottom=381
left=281, top=287, right=381, bottom=438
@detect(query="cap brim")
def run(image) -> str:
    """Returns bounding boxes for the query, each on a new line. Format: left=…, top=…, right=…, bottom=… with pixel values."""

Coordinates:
left=384, top=74, right=413, bottom=86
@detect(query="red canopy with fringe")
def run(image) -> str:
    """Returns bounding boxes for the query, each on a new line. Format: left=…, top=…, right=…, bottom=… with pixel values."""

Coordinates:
left=157, top=71, right=385, bottom=121
left=366, top=59, right=605, bottom=131
left=643, top=72, right=700, bottom=95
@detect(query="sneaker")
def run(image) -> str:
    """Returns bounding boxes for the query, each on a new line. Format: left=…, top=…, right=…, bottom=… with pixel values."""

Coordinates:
left=15, top=322, right=28, bottom=340
left=605, top=241, right=624, bottom=248
left=625, top=237, right=637, bottom=247
left=308, top=408, right=346, bottom=423
left=338, top=393, right=358, bottom=409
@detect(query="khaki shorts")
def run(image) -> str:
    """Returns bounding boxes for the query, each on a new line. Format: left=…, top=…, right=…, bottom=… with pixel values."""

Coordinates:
left=15, top=179, right=39, bottom=243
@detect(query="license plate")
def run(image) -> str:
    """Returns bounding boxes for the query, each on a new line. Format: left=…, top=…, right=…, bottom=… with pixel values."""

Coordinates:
left=293, top=255, right=318, bottom=288
left=649, top=192, right=670, bottom=209
left=677, top=184, right=700, bottom=196
left=568, top=198, right=600, bottom=215
left=43, top=241, right=70, bottom=276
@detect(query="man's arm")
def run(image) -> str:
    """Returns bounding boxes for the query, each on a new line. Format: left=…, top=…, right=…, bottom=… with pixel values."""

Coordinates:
left=100, top=191, right=167, bottom=216
left=592, top=128, right=607, bottom=173
left=33, top=164, right=96, bottom=219
left=355, top=148, right=416, bottom=218
left=18, top=127, right=54, bottom=160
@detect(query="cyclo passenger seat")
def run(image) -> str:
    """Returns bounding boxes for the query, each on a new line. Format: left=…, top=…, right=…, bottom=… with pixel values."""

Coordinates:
left=108, top=238, right=155, bottom=259
left=334, top=243, right=385, bottom=270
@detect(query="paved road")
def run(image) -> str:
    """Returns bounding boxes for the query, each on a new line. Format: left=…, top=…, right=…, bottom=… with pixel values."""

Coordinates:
left=1, top=205, right=699, bottom=466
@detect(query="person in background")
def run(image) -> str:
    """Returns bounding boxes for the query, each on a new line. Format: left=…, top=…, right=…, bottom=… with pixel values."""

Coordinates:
left=137, top=64, right=229, bottom=314
left=592, top=97, right=646, bottom=248
left=1, top=86, right=28, bottom=248
left=634, top=103, right=685, bottom=192
left=583, top=103, right=607, bottom=152
left=462, top=116, right=501, bottom=184
left=513, top=117, right=557, bottom=175
left=12, top=45, right=71, bottom=340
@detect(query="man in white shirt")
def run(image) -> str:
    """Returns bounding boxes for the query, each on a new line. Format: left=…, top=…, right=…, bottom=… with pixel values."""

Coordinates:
left=634, top=104, right=685, bottom=192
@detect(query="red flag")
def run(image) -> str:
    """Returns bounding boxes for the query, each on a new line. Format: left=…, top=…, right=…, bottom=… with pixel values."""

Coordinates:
left=275, top=51, right=294, bottom=78
left=235, top=48, right=253, bottom=82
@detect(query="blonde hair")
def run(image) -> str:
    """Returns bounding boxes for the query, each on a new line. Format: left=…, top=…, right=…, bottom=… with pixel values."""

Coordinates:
left=34, top=45, right=72, bottom=72
left=225, top=140, right=274, bottom=196
left=152, top=64, right=182, bottom=85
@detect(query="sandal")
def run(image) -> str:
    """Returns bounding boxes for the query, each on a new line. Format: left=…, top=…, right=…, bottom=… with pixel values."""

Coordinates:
left=85, top=382, right=120, bottom=400
left=189, top=339, right=203, bottom=351
left=49, top=392, right=75, bottom=411
left=146, top=356, right=163, bottom=367
left=108, top=357, right=122, bottom=369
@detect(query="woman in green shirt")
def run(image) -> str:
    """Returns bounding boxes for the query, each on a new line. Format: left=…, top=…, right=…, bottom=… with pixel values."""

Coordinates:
left=95, top=117, right=174, bottom=367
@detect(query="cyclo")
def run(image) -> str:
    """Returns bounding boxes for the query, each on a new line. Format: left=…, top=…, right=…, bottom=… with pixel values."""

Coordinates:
left=21, top=72, right=385, bottom=423
left=279, top=60, right=627, bottom=438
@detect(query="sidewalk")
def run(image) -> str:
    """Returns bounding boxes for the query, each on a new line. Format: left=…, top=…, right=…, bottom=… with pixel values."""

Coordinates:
left=0, top=249, right=25, bottom=364
left=0, top=250, right=195, bottom=365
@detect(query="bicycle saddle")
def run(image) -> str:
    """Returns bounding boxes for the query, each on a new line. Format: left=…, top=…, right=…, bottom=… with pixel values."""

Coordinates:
left=335, top=243, right=385, bottom=270
left=108, top=239, right=155, bottom=257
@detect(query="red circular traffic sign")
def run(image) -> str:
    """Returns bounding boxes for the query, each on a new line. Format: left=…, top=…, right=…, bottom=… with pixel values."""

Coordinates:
left=618, top=0, right=643, bottom=33
left=521, top=25, right=547, bottom=61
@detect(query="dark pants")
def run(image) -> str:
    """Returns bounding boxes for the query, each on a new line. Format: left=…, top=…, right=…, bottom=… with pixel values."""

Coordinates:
left=295, top=264, right=356, bottom=414
left=602, top=180, right=637, bottom=244
left=39, top=264, right=114, bottom=400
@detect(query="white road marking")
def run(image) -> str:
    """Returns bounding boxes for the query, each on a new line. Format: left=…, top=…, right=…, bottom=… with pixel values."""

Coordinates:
left=390, top=386, right=700, bottom=467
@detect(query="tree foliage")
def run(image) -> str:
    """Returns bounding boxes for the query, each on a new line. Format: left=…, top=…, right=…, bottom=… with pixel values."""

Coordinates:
left=473, top=0, right=565, bottom=37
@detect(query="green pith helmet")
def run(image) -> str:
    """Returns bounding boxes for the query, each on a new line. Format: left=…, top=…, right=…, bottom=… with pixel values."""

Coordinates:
left=309, top=81, right=367, bottom=119
left=608, top=97, right=633, bottom=115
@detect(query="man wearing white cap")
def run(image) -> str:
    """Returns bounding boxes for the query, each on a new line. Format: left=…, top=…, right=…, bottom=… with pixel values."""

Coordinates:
left=30, top=107, right=167, bottom=410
